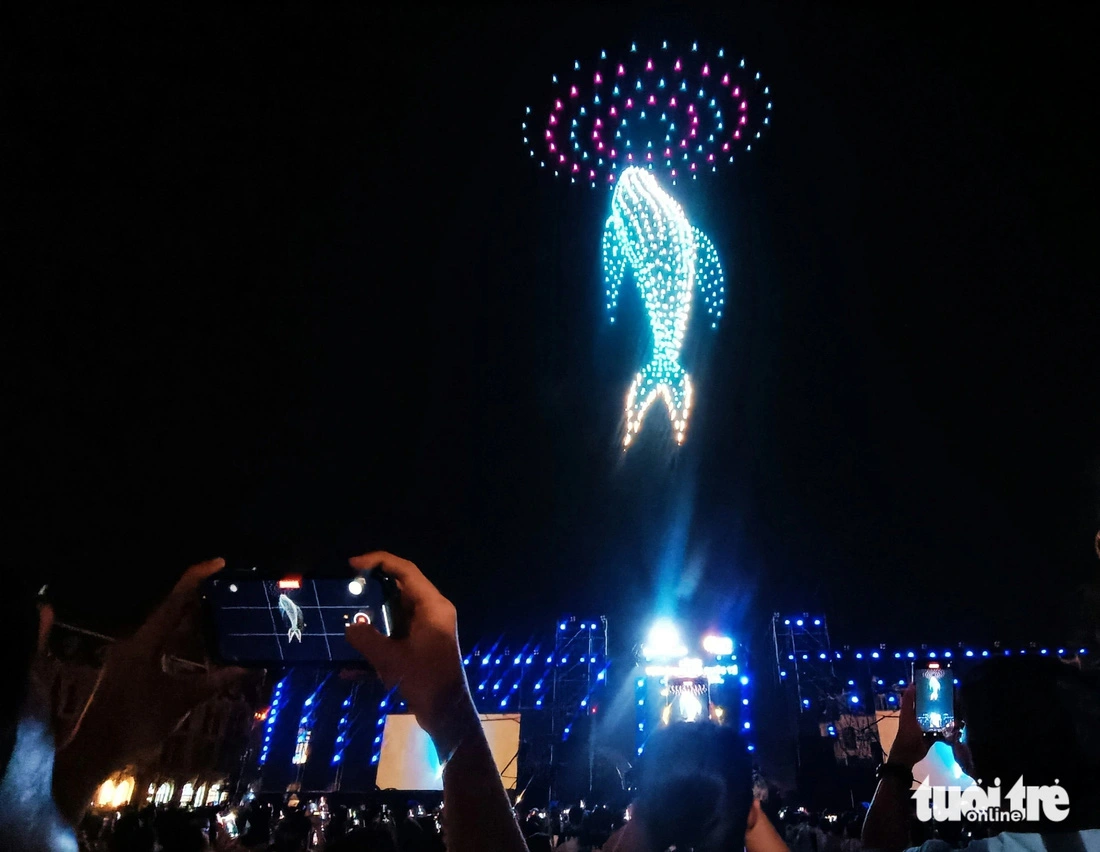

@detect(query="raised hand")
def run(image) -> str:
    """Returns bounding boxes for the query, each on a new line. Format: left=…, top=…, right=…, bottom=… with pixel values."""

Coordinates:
left=887, top=684, right=929, bottom=769
left=54, top=559, right=251, bottom=823
left=343, top=551, right=474, bottom=755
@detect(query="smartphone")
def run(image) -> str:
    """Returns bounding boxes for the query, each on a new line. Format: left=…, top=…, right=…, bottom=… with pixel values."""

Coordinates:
left=202, top=567, right=400, bottom=666
left=913, top=659, right=954, bottom=734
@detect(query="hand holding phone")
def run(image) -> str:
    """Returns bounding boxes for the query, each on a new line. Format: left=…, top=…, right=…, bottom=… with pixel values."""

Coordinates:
left=202, top=565, right=400, bottom=666
left=343, top=552, right=475, bottom=756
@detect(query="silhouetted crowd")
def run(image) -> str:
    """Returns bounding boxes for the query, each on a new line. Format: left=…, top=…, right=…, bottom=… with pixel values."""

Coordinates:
left=4, top=552, right=1100, bottom=852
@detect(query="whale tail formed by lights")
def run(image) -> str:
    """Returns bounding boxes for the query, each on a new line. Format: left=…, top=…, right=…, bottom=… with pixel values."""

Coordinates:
left=603, top=166, right=724, bottom=447
left=278, top=593, right=304, bottom=643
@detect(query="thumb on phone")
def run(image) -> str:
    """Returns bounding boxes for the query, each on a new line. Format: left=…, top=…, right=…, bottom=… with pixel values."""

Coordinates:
left=346, top=622, right=397, bottom=680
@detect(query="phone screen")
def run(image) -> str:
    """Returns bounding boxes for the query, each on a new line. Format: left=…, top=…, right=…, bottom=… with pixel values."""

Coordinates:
left=203, top=573, right=393, bottom=665
left=914, top=662, right=954, bottom=733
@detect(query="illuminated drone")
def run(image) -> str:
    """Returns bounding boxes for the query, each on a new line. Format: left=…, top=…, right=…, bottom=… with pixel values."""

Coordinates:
left=526, top=41, right=771, bottom=446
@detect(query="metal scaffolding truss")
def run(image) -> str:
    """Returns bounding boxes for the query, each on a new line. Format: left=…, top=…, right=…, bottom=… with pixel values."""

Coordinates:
left=550, top=615, right=608, bottom=736
left=771, top=613, right=842, bottom=718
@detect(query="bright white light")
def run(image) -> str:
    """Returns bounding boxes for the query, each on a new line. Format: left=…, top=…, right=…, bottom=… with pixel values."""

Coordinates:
left=643, top=619, right=688, bottom=659
left=228, top=583, right=238, bottom=593
left=603, top=167, right=724, bottom=447
left=677, top=691, right=703, bottom=723
left=702, top=635, right=733, bottom=656
left=677, top=657, right=704, bottom=676
left=645, top=662, right=733, bottom=684
left=348, top=579, right=365, bottom=596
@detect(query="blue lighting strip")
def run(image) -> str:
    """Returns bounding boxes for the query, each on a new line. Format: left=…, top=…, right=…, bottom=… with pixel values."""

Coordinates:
left=466, top=641, right=560, bottom=710
left=739, top=671, right=753, bottom=751
left=291, top=679, right=328, bottom=767
left=777, top=618, right=1089, bottom=662
left=533, top=655, right=553, bottom=709
left=370, top=687, right=399, bottom=766
left=331, top=684, right=359, bottom=765
left=560, top=664, right=609, bottom=742
left=258, top=675, right=288, bottom=766
left=635, top=675, right=647, bottom=756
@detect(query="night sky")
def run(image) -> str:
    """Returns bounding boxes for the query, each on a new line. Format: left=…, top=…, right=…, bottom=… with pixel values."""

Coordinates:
left=7, top=5, right=1098, bottom=656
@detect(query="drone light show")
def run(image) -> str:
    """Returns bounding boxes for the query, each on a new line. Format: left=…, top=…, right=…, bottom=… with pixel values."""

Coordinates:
left=525, top=41, right=771, bottom=447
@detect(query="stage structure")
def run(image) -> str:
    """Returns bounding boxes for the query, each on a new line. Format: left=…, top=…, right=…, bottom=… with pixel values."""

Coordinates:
left=770, top=611, right=1094, bottom=780
left=771, top=613, right=839, bottom=720
left=548, top=616, right=609, bottom=800
left=634, top=624, right=751, bottom=759
left=249, top=621, right=612, bottom=801
left=525, top=40, right=772, bottom=447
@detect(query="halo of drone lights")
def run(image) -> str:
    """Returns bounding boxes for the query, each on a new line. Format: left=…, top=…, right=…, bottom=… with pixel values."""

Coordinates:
left=524, top=40, right=771, bottom=188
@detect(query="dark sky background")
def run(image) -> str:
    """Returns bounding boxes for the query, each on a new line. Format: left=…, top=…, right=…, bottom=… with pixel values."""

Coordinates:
left=6, top=4, right=1098, bottom=657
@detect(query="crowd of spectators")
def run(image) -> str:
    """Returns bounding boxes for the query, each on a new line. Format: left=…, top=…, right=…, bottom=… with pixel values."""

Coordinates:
left=3, top=550, right=1099, bottom=851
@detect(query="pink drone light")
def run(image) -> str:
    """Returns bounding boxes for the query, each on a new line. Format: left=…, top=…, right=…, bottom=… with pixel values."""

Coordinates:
left=526, top=41, right=772, bottom=187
